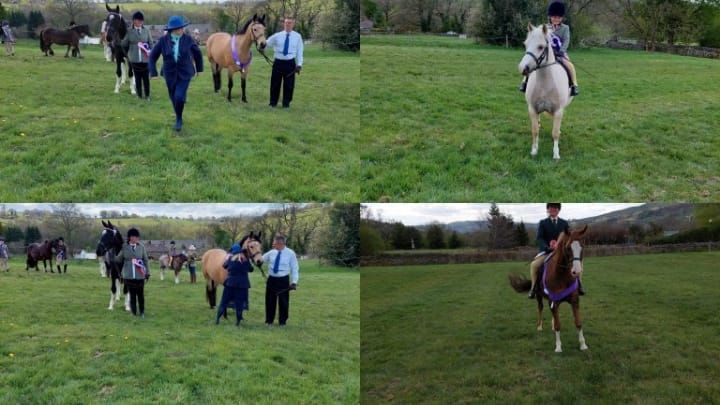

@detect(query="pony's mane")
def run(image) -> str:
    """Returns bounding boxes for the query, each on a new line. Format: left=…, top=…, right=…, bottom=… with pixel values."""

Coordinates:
left=238, top=18, right=254, bottom=35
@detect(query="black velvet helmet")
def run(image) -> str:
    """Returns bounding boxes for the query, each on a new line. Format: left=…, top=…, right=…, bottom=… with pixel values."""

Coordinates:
left=132, top=11, right=144, bottom=21
left=127, top=228, right=140, bottom=238
left=548, top=2, right=566, bottom=17
left=546, top=203, right=562, bottom=210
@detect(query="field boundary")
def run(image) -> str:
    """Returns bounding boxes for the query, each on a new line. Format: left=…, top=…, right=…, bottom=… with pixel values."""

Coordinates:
left=360, top=242, right=720, bottom=266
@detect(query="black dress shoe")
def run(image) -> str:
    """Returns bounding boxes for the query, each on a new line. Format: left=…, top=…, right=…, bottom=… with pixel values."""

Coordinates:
left=519, top=82, right=527, bottom=93
left=570, top=85, right=579, bottom=96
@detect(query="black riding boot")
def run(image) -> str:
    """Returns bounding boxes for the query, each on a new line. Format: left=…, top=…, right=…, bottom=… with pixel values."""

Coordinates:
left=519, top=80, right=527, bottom=93
left=570, top=85, right=579, bottom=96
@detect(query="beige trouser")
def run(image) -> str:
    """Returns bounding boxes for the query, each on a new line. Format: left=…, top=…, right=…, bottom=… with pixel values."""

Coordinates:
left=0, top=257, right=8, bottom=271
left=559, top=58, right=578, bottom=86
left=530, top=254, right=546, bottom=291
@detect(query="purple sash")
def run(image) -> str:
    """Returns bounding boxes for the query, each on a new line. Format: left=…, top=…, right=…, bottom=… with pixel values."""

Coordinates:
left=231, top=35, right=252, bottom=71
left=542, top=260, right=578, bottom=303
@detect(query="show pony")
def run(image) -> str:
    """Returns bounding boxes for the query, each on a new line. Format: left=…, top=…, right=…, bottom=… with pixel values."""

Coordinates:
left=518, top=23, right=574, bottom=160
left=206, top=14, right=268, bottom=103
left=158, top=253, right=189, bottom=284
left=509, top=225, right=589, bottom=352
left=39, top=24, right=91, bottom=58
left=201, top=231, right=265, bottom=309
left=26, top=239, right=60, bottom=272
left=104, top=3, right=135, bottom=94
left=96, top=220, right=129, bottom=311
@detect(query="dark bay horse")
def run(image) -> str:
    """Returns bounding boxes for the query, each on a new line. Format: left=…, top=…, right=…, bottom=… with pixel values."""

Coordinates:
left=104, top=4, right=134, bottom=94
left=201, top=231, right=265, bottom=309
left=96, top=220, right=127, bottom=310
left=26, top=239, right=60, bottom=272
left=159, top=253, right=189, bottom=284
left=39, top=24, right=91, bottom=58
left=509, top=225, right=589, bottom=352
left=206, top=14, right=268, bottom=103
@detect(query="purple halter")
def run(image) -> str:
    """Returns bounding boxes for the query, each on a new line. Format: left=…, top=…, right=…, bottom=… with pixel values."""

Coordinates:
left=542, top=254, right=578, bottom=303
left=231, top=34, right=252, bottom=71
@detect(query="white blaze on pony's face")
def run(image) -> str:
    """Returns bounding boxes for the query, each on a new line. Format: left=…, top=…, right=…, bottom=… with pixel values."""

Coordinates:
left=252, top=22, right=267, bottom=50
left=570, top=240, right=583, bottom=277
left=519, top=23, right=550, bottom=76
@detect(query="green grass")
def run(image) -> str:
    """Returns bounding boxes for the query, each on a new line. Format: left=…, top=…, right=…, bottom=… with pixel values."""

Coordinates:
left=360, top=35, right=720, bottom=201
left=0, top=259, right=359, bottom=403
left=361, top=251, right=720, bottom=403
left=0, top=39, right=359, bottom=201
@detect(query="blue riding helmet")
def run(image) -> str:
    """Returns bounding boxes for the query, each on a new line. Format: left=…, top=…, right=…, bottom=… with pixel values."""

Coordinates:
left=165, top=15, right=189, bottom=31
left=230, top=244, right=242, bottom=255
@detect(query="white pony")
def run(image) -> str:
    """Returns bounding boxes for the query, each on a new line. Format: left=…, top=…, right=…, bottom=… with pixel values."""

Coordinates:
left=518, top=23, right=573, bottom=160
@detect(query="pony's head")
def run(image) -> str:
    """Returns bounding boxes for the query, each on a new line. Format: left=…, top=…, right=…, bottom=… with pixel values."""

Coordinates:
left=519, top=23, right=551, bottom=76
left=96, top=220, right=123, bottom=257
left=71, top=24, right=91, bottom=38
left=239, top=231, right=264, bottom=268
left=243, top=14, right=267, bottom=50
left=557, top=225, right=588, bottom=278
left=104, top=5, right=126, bottom=45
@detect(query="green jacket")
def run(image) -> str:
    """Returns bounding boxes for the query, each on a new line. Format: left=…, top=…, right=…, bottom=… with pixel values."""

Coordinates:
left=121, top=26, right=154, bottom=63
left=548, top=23, right=570, bottom=54
left=114, top=243, right=151, bottom=280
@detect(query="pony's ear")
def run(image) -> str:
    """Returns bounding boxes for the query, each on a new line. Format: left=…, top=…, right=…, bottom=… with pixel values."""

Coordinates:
left=258, top=231, right=263, bottom=240
left=576, top=224, right=589, bottom=237
left=542, top=24, right=547, bottom=34
left=249, top=231, right=255, bottom=238
left=252, top=13, right=258, bottom=21
left=115, top=5, right=120, bottom=13
left=260, top=14, right=266, bottom=23
left=102, top=220, right=108, bottom=228
left=108, top=220, right=114, bottom=228
left=527, top=22, right=533, bottom=32
left=106, top=3, right=112, bottom=12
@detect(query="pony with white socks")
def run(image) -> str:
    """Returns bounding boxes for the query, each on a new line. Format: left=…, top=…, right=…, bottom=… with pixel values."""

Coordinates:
left=104, top=4, right=136, bottom=95
left=96, top=220, right=130, bottom=311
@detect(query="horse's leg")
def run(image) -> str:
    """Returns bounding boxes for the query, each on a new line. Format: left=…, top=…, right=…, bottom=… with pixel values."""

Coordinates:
left=121, top=60, right=127, bottom=85
left=536, top=295, right=544, bottom=331
left=160, top=266, right=165, bottom=281
left=49, top=45, right=54, bottom=56
left=108, top=268, right=117, bottom=309
left=551, top=302, right=562, bottom=352
left=551, top=109, right=564, bottom=160
left=65, top=44, right=71, bottom=58
left=115, top=59, right=122, bottom=93
left=241, top=71, right=247, bottom=103
left=529, top=107, right=540, bottom=156
left=175, top=269, right=179, bottom=284
left=572, top=297, right=588, bottom=351
left=212, top=64, right=221, bottom=93
left=129, top=61, right=136, bottom=95
left=227, top=71, right=234, bottom=102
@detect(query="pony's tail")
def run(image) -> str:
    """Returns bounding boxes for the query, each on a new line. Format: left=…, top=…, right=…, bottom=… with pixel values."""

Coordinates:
left=508, top=273, right=531, bottom=293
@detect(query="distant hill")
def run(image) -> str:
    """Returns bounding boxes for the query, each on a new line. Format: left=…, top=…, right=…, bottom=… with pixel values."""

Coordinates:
left=416, top=220, right=485, bottom=234
left=571, top=203, right=696, bottom=230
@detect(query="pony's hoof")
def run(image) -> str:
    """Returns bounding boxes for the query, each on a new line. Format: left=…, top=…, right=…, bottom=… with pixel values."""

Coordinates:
left=537, top=326, right=543, bottom=332
left=580, top=344, right=588, bottom=351
left=555, top=347, right=562, bottom=353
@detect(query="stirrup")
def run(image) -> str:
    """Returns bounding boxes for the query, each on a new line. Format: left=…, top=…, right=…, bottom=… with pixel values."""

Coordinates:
left=570, top=85, right=579, bottom=96
left=518, top=82, right=527, bottom=93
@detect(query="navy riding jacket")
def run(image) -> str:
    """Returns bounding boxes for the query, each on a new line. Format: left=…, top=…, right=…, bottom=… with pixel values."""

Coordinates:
left=148, top=33, right=203, bottom=84
left=223, top=257, right=253, bottom=288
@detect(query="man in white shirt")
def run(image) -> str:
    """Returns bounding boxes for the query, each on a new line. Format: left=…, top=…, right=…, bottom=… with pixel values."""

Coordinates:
left=266, top=17, right=304, bottom=108
left=262, top=235, right=299, bottom=326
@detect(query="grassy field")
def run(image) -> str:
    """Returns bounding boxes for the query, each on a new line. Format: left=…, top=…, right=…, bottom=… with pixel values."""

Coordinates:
left=361, top=251, right=720, bottom=403
left=0, top=39, right=359, bottom=201
left=0, top=259, right=359, bottom=403
left=360, top=35, right=720, bottom=201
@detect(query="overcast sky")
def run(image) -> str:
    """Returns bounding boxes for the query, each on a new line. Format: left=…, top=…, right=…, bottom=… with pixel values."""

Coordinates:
left=1, top=204, right=290, bottom=218
left=363, top=203, right=646, bottom=225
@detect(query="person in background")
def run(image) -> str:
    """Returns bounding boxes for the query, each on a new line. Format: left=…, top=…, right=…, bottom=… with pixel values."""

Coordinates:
left=115, top=228, right=151, bottom=318
left=121, top=11, right=153, bottom=100
left=0, top=237, right=10, bottom=272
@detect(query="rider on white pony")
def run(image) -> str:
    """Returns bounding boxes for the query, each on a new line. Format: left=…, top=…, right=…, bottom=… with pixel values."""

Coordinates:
left=520, top=1, right=579, bottom=96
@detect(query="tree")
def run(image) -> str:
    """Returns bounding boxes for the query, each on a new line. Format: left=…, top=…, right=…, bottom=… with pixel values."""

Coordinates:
left=50, top=0, right=92, bottom=25
left=426, top=223, right=446, bottom=249
left=390, top=222, right=412, bottom=249
left=5, top=226, right=24, bottom=243
left=0, top=2, right=6, bottom=21
left=224, top=1, right=252, bottom=33
left=486, top=203, right=515, bottom=249
left=220, top=216, right=247, bottom=243
left=9, top=10, right=27, bottom=29
left=407, top=226, right=424, bottom=249
left=52, top=203, right=88, bottom=249
left=448, top=231, right=463, bottom=249
left=360, top=223, right=385, bottom=256
left=27, top=10, right=45, bottom=39
left=209, top=223, right=232, bottom=249
left=315, top=0, right=360, bottom=51
left=318, top=203, right=359, bottom=267
left=25, top=225, right=42, bottom=244
left=514, top=221, right=530, bottom=247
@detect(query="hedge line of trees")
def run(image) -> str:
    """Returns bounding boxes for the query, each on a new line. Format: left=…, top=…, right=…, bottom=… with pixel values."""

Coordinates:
left=361, top=0, right=720, bottom=48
